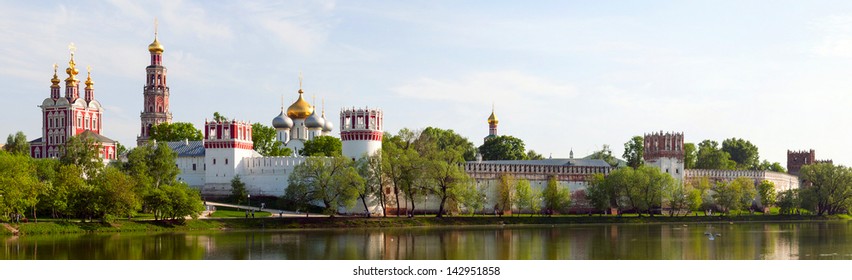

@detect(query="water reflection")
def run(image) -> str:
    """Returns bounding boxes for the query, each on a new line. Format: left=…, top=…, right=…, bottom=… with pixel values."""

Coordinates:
left=2, top=222, right=851, bottom=260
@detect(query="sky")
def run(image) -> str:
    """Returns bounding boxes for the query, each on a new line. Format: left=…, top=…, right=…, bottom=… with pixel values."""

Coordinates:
left=2, top=0, right=852, bottom=166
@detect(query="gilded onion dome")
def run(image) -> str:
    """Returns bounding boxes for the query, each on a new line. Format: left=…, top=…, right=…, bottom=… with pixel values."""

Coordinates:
left=305, top=106, right=325, bottom=128
left=272, top=109, right=293, bottom=129
left=287, top=89, right=313, bottom=119
left=85, top=66, right=94, bottom=89
left=65, top=53, right=79, bottom=86
left=148, top=37, right=164, bottom=54
left=487, top=110, right=498, bottom=125
left=50, top=64, right=61, bottom=88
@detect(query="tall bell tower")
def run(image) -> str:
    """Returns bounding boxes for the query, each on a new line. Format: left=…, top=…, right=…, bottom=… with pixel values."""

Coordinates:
left=137, top=20, right=172, bottom=146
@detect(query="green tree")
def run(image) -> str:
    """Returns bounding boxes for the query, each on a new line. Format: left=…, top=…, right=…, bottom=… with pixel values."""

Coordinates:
left=48, top=164, right=86, bottom=219
left=721, top=138, right=760, bottom=169
left=712, top=177, right=754, bottom=215
left=92, top=166, right=141, bottom=221
left=4, top=131, right=30, bottom=156
left=300, top=135, right=342, bottom=157
left=149, top=122, right=203, bottom=142
left=251, top=122, right=292, bottom=156
left=777, top=189, right=801, bottom=215
left=542, top=176, right=571, bottom=213
left=663, top=182, right=689, bottom=217
left=623, top=136, right=644, bottom=169
left=381, top=132, right=421, bottom=216
left=712, top=181, right=738, bottom=214
left=286, top=155, right=363, bottom=214
left=0, top=151, right=41, bottom=222
left=685, top=177, right=712, bottom=215
left=478, top=135, right=528, bottom=161
left=588, top=144, right=619, bottom=167
left=115, top=142, right=128, bottom=156
left=757, top=180, right=777, bottom=209
left=757, top=160, right=786, bottom=173
left=230, top=175, right=248, bottom=205
left=683, top=143, right=697, bottom=169
left=587, top=173, right=612, bottom=214
left=418, top=127, right=477, bottom=161
left=60, top=135, right=104, bottom=178
left=514, top=179, right=532, bottom=215
left=798, top=163, right=852, bottom=215
left=496, top=173, right=515, bottom=214
left=733, top=177, right=757, bottom=214
left=695, top=140, right=735, bottom=170
left=514, top=179, right=541, bottom=216
left=455, top=181, right=486, bottom=215
left=526, top=150, right=544, bottom=160
left=356, top=153, right=386, bottom=217
left=420, top=145, right=471, bottom=217
left=213, top=112, right=228, bottom=122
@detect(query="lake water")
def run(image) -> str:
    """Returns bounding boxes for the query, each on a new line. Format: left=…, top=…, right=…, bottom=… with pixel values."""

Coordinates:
left=2, top=221, right=851, bottom=260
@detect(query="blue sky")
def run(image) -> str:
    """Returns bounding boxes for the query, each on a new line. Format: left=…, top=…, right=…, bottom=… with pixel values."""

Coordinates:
left=2, top=0, right=852, bottom=166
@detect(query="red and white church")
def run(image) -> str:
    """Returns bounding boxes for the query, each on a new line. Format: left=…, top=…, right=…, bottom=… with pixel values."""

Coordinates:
left=30, top=44, right=116, bottom=160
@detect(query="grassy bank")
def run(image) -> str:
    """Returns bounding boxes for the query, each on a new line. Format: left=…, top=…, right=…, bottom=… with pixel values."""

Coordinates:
left=2, top=214, right=849, bottom=236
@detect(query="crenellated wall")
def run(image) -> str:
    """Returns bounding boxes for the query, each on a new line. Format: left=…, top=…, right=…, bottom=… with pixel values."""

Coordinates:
left=684, top=169, right=799, bottom=192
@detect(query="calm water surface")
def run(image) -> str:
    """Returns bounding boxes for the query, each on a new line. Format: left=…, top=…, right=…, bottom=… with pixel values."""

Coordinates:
left=3, top=221, right=851, bottom=260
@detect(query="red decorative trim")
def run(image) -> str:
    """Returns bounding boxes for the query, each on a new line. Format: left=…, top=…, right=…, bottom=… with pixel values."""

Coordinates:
left=340, top=130, right=383, bottom=141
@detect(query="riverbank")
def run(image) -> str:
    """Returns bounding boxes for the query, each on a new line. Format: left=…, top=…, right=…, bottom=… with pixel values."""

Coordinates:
left=2, top=214, right=849, bottom=236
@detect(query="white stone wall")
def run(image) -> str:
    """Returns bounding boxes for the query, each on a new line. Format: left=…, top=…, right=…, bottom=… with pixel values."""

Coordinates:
left=342, top=139, right=382, bottom=160
left=240, top=156, right=307, bottom=196
left=176, top=156, right=205, bottom=187
left=646, top=157, right=685, bottom=182
left=684, top=169, right=800, bottom=191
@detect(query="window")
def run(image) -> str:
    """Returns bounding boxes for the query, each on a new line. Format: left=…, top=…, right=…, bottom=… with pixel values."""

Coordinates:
left=77, top=114, right=82, bottom=127
left=213, top=158, right=216, bottom=165
left=225, top=158, right=229, bottom=165
left=192, top=164, right=196, bottom=171
left=84, top=116, right=90, bottom=129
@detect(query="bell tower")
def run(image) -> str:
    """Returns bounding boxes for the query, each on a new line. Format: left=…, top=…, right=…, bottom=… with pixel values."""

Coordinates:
left=137, top=20, right=172, bottom=146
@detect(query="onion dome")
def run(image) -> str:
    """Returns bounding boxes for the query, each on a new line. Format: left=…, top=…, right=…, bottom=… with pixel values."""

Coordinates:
left=148, top=37, right=164, bottom=54
left=305, top=106, right=325, bottom=128
left=65, top=54, right=79, bottom=86
left=287, top=89, right=313, bottom=119
left=321, top=110, right=334, bottom=132
left=50, top=64, right=60, bottom=88
left=272, top=109, right=293, bottom=129
left=322, top=120, right=334, bottom=132
left=487, top=110, right=498, bottom=125
left=85, top=66, right=94, bottom=89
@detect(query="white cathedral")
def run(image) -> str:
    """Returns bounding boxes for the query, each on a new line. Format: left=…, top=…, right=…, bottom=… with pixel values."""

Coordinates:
left=168, top=85, right=383, bottom=198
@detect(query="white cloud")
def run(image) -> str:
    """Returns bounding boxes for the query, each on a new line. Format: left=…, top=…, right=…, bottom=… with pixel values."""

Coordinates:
left=393, top=71, right=577, bottom=104
left=811, top=14, right=852, bottom=58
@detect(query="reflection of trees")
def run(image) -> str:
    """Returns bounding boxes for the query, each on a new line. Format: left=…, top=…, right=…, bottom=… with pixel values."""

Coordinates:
left=3, top=222, right=851, bottom=260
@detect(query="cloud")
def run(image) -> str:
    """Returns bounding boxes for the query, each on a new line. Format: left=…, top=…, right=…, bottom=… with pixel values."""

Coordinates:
left=811, top=14, right=852, bottom=58
left=392, top=71, right=577, bottom=105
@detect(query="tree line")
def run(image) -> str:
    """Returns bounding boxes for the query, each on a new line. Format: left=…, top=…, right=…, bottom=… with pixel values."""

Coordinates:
left=1, top=132, right=203, bottom=223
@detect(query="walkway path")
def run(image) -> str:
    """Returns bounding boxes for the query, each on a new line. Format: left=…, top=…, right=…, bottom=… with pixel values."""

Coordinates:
left=1, top=223, right=18, bottom=235
left=203, top=201, right=327, bottom=218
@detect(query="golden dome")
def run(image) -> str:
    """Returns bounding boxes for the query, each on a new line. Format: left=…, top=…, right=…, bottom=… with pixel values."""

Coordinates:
left=85, top=67, right=94, bottom=89
left=50, top=64, right=60, bottom=87
left=287, top=89, right=313, bottom=119
left=487, top=110, right=498, bottom=125
left=148, top=37, right=164, bottom=53
left=65, top=56, right=79, bottom=86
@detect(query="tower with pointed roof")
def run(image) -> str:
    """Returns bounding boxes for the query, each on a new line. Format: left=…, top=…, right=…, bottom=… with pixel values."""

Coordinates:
left=485, top=104, right=498, bottom=143
left=137, top=20, right=173, bottom=146
left=31, top=44, right=116, bottom=160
